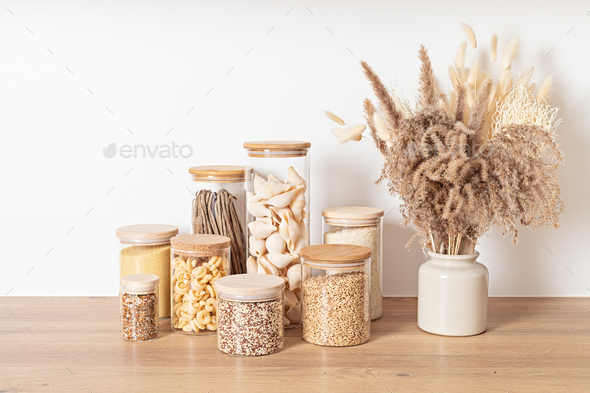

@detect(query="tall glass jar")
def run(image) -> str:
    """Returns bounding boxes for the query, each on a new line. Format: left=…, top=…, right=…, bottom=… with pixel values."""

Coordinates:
left=322, top=207, right=384, bottom=320
left=188, top=165, right=250, bottom=275
left=215, top=274, right=285, bottom=356
left=170, top=234, right=231, bottom=335
left=121, top=274, right=159, bottom=342
left=117, top=224, right=178, bottom=318
left=243, top=141, right=311, bottom=327
left=300, top=244, right=371, bottom=347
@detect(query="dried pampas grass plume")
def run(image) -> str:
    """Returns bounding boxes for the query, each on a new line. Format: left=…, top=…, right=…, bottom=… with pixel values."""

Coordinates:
left=455, top=41, right=467, bottom=70
left=537, top=75, right=553, bottom=102
left=490, top=34, right=498, bottom=63
left=324, top=110, right=345, bottom=125
left=462, top=23, right=477, bottom=48
left=502, top=36, right=519, bottom=70
left=373, top=112, right=393, bottom=146
left=332, top=124, right=366, bottom=143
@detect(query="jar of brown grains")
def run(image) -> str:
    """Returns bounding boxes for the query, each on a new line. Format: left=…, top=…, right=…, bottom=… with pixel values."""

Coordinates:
left=214, top=274, right=285, bottom=356
left=300, top=244, right=372, bottom=347
left=121, top=274, right=159, bottom=342
left=170, top=234, right=231, bottom=335
left=117, top=224, right=178, bottom=319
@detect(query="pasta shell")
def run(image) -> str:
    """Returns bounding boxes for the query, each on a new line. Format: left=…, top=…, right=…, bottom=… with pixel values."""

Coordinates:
left=264, top=188, right=298, bottom=208
left=291, top=220, right=308, bottom=254
left=268, top=174, right=284, bottom=183
left=284, top=288, right=298, bottom=308
left=248, top=221, right=276, bottom=239
left=258, top=180, right=294, bottom=200
left=246, top=257, right=258, bottom=274
left=247, top=191, right=264, bottom=203
left=269, top=206, right=292, bottom=226
left=290, top=189, right=306, bottom=222
left=279, top=211, right=300, bottom=251
left=266, top=253, right=298, bottom=269
left=266, top=231, right=286, bottom=254
left=248, top=236, right=266, bottom=257
left=253, top=173, right=266, bottom=194
left=258, top=254, right=279, bottom=276
left=255, top=216, right=272, bottom=225
left=287, top=264, right=301, bottom=290
left=287, top=166, right=305, bottom=186
left=286, top=303, right=301, bottom=324
left=247, top=199, right=271, bottom=218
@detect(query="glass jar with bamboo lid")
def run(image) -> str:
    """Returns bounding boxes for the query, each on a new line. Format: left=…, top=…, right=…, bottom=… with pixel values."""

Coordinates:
left=121, top=274, right=160, bottom=342
left=170, top=234, right=231, bottom=335
left=300, top=244, right=371, bottom=347
left=243, top=141, right=311, bottom=328
left=215, top=274, right=285, bottom=356
left=117, top=224, right=178, bottom=319
left=188, top=165, right=251, bottom=275
left=322, top=206, right=384, bottom=320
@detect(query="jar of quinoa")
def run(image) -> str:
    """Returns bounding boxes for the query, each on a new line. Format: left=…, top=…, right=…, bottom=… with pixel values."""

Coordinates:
left=214, top=274, right=285, bottom=356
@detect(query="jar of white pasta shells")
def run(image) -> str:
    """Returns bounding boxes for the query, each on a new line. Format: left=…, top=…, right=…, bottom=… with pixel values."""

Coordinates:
left=170, top=234, right=231, bottom=335
left=322, top=206, right=384, bottom=320
left=244, top=141, right=311, bottom=328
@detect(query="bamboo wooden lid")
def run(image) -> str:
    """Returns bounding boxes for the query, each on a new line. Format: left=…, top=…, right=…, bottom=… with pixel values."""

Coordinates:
left=121, top=274, right=160, bottom=289
left=170, top=234, right=231, bottom=252
left=214, top=274, right=285, bottom=297
left=189, top=165, right=252, bottom=182
left=244, top=141, right=311, bottom=157
left=301, top=244, right=372, bottom=262
left=116, top=224, right=179, bottom=241
left=322, top=206, right=384, bottom=220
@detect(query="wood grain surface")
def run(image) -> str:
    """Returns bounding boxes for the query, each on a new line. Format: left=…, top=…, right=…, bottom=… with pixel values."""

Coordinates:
left=1, top=297, right=588, bottom=392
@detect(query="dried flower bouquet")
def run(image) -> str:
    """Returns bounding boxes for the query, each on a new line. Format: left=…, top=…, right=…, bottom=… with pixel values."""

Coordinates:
left=327, top=25, right=564, bottom=255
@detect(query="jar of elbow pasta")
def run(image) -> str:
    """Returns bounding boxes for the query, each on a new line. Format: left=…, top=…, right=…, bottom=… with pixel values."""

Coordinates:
left=170, top=234, right=231, bottom=335
left=215, top=274, right=285, bottom=356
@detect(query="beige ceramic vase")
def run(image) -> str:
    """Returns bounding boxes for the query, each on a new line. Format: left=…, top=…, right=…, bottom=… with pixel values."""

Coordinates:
left=417, top=251, right=488, bottom=336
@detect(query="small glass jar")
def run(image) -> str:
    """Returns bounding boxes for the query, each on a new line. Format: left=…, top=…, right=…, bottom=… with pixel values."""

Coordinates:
left=301, top=244, right=372, bottom=347
left=215, top=274, right=285, bottom=356
left=322, top=207, right=384, bottom=320
left=189, top=165, right=250, bottom=275
left=170, top=234, right=231, bottom=335
left=244, top=141, right=311, bottom=327
left=121, top=274, right=159, bottom=342
left=117, top=224, right=178, bottom=319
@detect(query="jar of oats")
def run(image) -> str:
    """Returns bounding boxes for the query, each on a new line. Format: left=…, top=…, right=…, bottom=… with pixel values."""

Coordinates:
left=215, top=274, right=285, bottom=356
left=322, top=206, right=384, bottom=320
left=121, top=274, right=159, bottom=342
left=170, top=234, right=231, bottom=335
left=117, top=224, right=178, bottom=318
left=301, top=244, right=371, bottom=347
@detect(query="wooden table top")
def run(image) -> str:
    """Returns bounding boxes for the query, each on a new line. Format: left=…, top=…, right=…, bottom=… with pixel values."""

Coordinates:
left=1, top=297, right=588, bottom=392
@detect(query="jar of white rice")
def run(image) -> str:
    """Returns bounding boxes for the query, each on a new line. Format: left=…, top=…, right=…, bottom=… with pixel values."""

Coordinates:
left=322, top=207, right=384, bottom=320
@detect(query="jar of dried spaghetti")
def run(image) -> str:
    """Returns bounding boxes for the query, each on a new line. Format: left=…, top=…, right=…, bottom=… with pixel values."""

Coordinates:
left=215, top=274, right=285, bottom=356
left=117, top=224, right=178, bottom=318
left=322, top=206, right=384, bottom=320
left=121, top=274, right=159, bottom=342
left=170, top=234, right=231, bottom=335
left=301, top=244, right=371, bottom=347
left=189, top=165, right=250, bottom=275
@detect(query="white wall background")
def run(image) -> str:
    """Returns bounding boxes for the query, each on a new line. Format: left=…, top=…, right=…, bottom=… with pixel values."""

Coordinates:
left=1, top=0, right=589, bottom=297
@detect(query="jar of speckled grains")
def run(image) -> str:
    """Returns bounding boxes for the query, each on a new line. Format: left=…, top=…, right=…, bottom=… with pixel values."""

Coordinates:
left=215, top=274, right=285, bottom=356
left=121, top=274, right=159, bottom=342
left=301, top=244, right=371, bottom=347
